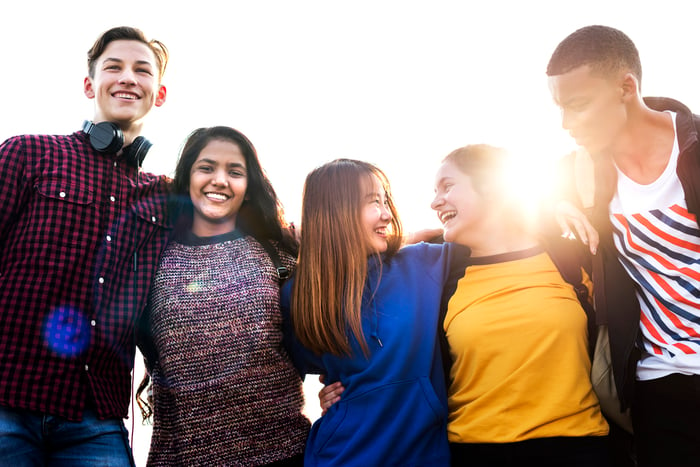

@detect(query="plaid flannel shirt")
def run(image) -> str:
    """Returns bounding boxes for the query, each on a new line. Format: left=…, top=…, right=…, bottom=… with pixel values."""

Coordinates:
left=0, top=131, right=172, bottom=421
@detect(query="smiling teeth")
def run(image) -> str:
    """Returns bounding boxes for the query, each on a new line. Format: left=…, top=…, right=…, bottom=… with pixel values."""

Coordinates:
left=440, top=212, right=456, bottom=224
left=114, top=92, right=137, bottom=100
left=206, top=193, right=229, bottom=201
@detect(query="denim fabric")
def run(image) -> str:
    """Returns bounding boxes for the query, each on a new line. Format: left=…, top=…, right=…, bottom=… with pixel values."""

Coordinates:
left=0, top=406, right=134, bottom=467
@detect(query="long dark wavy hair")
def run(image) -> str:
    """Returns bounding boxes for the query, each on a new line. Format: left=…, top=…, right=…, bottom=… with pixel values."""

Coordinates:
left=170, top=125, right=297, bottom=255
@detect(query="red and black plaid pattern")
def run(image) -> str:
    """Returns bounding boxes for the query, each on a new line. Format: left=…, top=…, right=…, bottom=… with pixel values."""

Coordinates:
left=0, top=132, right=172, bottom=421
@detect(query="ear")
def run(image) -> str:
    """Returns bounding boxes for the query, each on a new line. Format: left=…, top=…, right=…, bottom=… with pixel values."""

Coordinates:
left=155, top=85, right=167, bottom=107
left=84, top=77, right=95, bottom=99
left=620, top=73, right=639, bottom=101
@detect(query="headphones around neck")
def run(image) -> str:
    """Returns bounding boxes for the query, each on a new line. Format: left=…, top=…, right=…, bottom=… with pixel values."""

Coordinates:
left=82, top=120, right=152, bottom=168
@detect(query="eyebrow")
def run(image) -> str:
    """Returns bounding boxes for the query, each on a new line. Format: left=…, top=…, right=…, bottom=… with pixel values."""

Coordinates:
left=103, top=57, right=154, bottom=67
left=435, top=176, right=453, bottom=187
left=559, top=94, right=589, bottom=107
left=364, top=191, right=385, bottom=200
left=197, top=158, right=247, bottom=169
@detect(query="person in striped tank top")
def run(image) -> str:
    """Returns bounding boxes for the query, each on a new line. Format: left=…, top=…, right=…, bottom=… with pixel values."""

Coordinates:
left=548, top=25, right=700, bottom=467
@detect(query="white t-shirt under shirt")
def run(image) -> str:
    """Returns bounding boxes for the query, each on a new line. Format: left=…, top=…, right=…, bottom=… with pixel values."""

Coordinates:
left=610, top=111, right=700, bottom=381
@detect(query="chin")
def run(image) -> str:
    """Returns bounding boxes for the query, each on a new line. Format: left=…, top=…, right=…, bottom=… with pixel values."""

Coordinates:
left=442, top=229, right=455, bottom=243
left=372, top=241, right=388, bottom=253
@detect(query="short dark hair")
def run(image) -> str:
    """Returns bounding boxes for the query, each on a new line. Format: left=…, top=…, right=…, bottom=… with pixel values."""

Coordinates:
left=87, top=26, right=169, bottom=80
left=546, top=25, right=642, bottom=86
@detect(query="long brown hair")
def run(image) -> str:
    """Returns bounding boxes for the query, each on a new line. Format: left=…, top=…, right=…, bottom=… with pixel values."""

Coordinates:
left=291, top=159, right=403, bottom=357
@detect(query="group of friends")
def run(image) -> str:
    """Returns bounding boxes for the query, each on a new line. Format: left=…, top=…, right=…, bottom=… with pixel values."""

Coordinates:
left=0, top=22, right=698, bottom=467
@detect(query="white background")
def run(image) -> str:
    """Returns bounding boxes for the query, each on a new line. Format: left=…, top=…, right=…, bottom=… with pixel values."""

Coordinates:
left=2, top=1, right=699, bottom=464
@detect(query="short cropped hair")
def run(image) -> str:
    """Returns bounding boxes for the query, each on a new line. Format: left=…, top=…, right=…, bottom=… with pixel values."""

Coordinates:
left=546, top=25, right=642, bottom=86
left=87, top=26, right=169, bottom=80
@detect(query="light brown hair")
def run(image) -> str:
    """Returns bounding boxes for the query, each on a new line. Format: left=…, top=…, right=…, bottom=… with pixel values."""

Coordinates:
left=87, top=26, right=169, bottom=80
left=291, top=159, right=402, bottom=357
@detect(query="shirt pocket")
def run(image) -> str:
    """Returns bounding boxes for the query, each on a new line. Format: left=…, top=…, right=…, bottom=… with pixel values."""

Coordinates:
left=131, top=195, right=172, bottom=250
left=133, top=202, right=169, bottom=229
left=34, top=178, right=95, bottom=247
left=36, top=178, right=94, bottom=205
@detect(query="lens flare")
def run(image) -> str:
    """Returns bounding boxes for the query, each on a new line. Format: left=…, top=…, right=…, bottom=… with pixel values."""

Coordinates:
left=43, top=306, right=91, bottom=357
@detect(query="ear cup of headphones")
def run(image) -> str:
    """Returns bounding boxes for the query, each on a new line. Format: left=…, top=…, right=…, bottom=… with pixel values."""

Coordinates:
left=124, top=136, right=153, bottom=168
left=82, top=120, right=124, bottom=154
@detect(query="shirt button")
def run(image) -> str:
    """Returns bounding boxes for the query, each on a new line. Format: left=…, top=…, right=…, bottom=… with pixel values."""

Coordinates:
left=114, top=161, right=118, bottom=167
left=59, top=192, right=66, bottom=198
left=85, top=364, right=89, bottom=371
left=106, top=235, right=112, bottom=242
left=90, top=320, right=96, bottom=327
left=110, top=196, right=116, bottom=202
left=151, top=216, right=157, bottom=222
left=98, top=277, right=105, bottom=284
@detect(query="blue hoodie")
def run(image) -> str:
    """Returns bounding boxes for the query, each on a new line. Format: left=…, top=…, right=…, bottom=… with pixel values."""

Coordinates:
left=281, top=242, right=465, bottom=466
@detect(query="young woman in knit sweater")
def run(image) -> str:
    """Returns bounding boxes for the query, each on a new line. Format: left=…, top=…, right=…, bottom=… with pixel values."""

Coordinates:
left=137, top=126, right=309, bottom=466
left=281, top=159, right=468, bottom=466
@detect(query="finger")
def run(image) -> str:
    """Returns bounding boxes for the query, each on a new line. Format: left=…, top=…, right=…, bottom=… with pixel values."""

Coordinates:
left=557, top=217, right=573, bottom=240
left=572, top=219, right=589, bottom=245
left=319, top=383, right=342, bottom=402
left=318, top=382, right=340, bottom=407
left=578, top=219, right=599, bottom=255
left=321, top=395, right=341, bottom=416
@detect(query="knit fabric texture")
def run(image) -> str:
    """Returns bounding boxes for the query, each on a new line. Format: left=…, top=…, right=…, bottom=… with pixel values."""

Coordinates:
left=146, top=230, right=309, bottom=466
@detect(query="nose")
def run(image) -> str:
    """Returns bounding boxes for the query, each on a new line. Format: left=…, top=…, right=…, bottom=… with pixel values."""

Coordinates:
left=380, top=203, right=392, bottom=221
left=430, top=192, right=443, bottom=211
left=561, top=108, right=574, bottom=131
left=211, top=169, right=228, bottom=186
left=118, top=68, right=138, bottom=86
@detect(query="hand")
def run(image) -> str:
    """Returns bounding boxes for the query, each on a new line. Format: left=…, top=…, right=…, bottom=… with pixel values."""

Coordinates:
left=554, top=200, right=599, bottom=255
left=404, top=227, right=443, bottom=245
left=318, top=376, right=344, bottom=416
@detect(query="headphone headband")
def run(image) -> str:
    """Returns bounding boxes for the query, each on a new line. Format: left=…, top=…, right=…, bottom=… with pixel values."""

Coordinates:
left=82, top=120, right=151, bottom=168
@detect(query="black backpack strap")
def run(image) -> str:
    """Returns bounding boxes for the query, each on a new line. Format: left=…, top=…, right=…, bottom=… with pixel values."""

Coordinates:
left=439, top=244, right=470, bottom=387
left=258, top=238, right=290, bottom=280
left=542, top=235, right=597, bottom=356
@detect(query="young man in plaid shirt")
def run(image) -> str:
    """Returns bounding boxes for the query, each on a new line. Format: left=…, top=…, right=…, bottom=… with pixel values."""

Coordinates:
left=0, top=26, right=170, bottom=466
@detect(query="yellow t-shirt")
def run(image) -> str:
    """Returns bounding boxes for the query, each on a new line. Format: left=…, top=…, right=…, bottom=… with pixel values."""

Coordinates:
left=445, top=248, right=609, bottom=443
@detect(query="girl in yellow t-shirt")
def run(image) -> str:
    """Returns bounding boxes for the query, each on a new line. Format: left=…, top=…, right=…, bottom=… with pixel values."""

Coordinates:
left=431, top=144, right=609, bottom=467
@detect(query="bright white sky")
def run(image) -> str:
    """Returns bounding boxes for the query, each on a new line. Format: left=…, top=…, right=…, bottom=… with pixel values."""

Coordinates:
left=3, top=0, right=699, bottom=232
left=3, top=1, right=699, bottom=463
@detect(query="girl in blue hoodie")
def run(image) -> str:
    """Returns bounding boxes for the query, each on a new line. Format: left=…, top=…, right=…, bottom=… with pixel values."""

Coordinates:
left=281, top=158, right=466, bottom=466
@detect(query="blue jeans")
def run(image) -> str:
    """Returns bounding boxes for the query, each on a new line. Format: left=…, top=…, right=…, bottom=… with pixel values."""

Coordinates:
left=0, top=405, right=135, bottom=467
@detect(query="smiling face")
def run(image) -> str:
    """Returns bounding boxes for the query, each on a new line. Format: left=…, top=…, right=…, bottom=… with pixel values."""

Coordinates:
left=548, top=64, right=628, bottom=156
left=83, top=39, right=166, bottom=131
left=189, top=139, right=248, bottom=237
left=361, top=174, right=392, bottom=254
left=431, top=159, right=487, bottom=246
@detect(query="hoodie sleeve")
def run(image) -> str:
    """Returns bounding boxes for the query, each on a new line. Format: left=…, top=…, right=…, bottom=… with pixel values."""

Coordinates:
left=280, top=279, right=326, bottom=378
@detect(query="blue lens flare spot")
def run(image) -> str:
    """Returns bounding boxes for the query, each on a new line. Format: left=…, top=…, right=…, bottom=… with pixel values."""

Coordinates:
left=43, top=306, right=91, bottom=357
